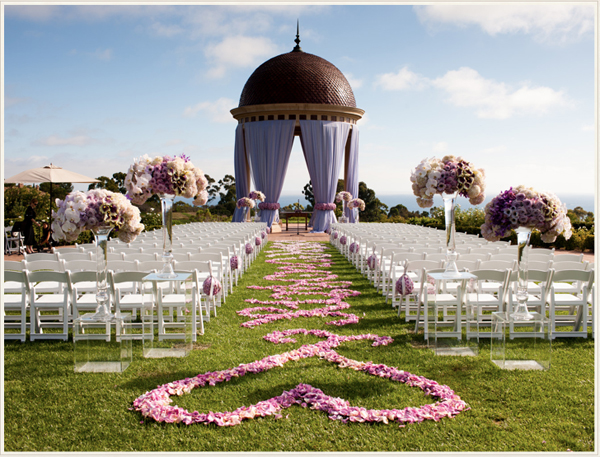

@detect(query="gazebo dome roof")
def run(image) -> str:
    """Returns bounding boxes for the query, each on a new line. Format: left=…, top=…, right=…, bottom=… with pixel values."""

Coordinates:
left=238, top=50, right=357, bottom=108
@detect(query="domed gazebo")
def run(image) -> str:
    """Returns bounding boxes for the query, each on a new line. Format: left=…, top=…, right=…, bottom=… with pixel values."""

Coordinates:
left=230, top=28, right=364, bottom=231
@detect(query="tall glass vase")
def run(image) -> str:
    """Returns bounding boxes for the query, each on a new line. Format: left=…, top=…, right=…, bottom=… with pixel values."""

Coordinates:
left=353, top=208, right=359, bottom=224
left=339, top=201, right=349, bottom=223
left=242, top=206, right=249, bottom=222
left=158, top=194, right=177, bottom=279
left=511, top=227, right=534, bottom=320
left=254, top=201, right=261, bottom=222
left=442, top=192, right=460, bottom=278
left=92, top=225, right=113, bottom=320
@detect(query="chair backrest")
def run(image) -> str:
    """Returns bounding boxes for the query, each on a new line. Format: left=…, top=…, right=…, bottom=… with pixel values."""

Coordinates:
left=23, top=252, right=58, bottom=262
left=107, top=252, right=125, bottom=261
left=455, top=259, right=480, bottom=272
left=511, top=268, right=555, bottom=304
left=552, top=253, right=584, bottom=263
left=28, top=270, right=72, bottom=293
left=478, top=259, right=517, bottom=271
left=469, top=268, right=512, bottom=304
left=63, top=260, right=97, bottom=273
left=458, top=253, right=490, bottom=262
left=107, top=259, right=139, bottom=272
left=70, top=270, right=98, bottom=285
left=392, top=252, right=424, bottom=264
left=56, top=251, right=94, bottom=262
left=110, top=247, right=141, bottom=255
left=527, top=260, right=552, bottom=271
left=552, top=261, right=589, bottom=271
left=172, top=260, right=212, bottom=274
left=490, top=253, right=517, bottom=262
left=469, top=247, right=500, bottom=256
left=405, top=259, right=444, bottom=274
left=23, top=259, right=65, bottom=272
left=551, top=269, right=595, bottom=299
left=4, top=270, right=31, bottom=294
left=137, top=260, right=169, bottom=273
left=4, top=260, right=25, bottom=272
left=122, top=253, right=159, bottom=262
left=423, top=253, right=448, bottom=262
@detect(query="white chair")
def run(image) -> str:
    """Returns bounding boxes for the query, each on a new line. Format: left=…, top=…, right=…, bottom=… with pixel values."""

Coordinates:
left=123, top=253, right=159, bottom=263
left=24, top=252, right=59, bottom=262
left=109, top=271, right=154, bottom=337
left=549, top=269, right=594, bottom=338
left=57, top=251, right=94, bottom=262
left=69, top=271, right=111, bottom=340
left=464, top=269, right=511, bottom=339
left=506, top=269, right=554, bottom=338
left=458, top=253, right=490, bottom=262
left=552, top=253, right=584, bottom=263
left=29, top=270, right=73, bottom=341
left=172, top=260, right=219, bottom=318
left=424, top=253, right=449, bottom=262
left=5, top=226, right=24, bottom=255
left=4, top=260, right=26, bottom=293
left=490, top=253, right=517, bottom=262
left=4, top=270, right=30, bottom=342
left=23, top=259, right=66, bottom=295
left=392, top=260, right=443, bottom=320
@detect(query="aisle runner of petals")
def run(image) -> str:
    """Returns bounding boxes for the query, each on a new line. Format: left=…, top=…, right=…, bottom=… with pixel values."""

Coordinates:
left=133, top=241, right=469, bottom=427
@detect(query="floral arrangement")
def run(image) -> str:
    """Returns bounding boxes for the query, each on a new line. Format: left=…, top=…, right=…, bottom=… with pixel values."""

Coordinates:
left=202, top=276, right=222, bottom=296
left=261, top=231, right=266, bottom=239
left=332, top=231, right=339, bottom=240
left=335, top=191, right=352, bottom=203
left=349, top=242, right=359, bottom=254
left=52, top=189, right=144, bottom=243
left=255, top=236, right=262, bottom=247
left=348, top=198, right=365, bottom=211
left=266, top=227, right=271, bottom=234
left=125, top=154, right=208, bottom=206
left=340, top=235, right=347, bottom=245
left=480, top=186, right=572, bottom=242
left=230, top=256, right=239, bottom=271
left=395, top=274, right=414, bottom=297
left=249, top=191, right=265, bottom=202
left=258, top=202, right=280, bottom=211
left=410, top=155, right=485, bottom=208
left=237, top=197, right=255, bottom=209
left=133, top=241, right=468, bottom=427
left=315, top=203, right=337, bottom=211
left=367, top=254, right=379, bottom=270
left=245, top=243, right=254, bottom=255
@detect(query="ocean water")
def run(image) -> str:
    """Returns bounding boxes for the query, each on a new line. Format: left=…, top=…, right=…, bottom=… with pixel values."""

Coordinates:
left=279, top=193, right=596, bottom=213
left=179, top=193, right=595, bottom=213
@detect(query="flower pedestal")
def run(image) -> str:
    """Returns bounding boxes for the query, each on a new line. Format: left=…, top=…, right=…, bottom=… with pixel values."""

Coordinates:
left=339, top=201, right=349, bottom=223
left=426, top=272, right=479, bottom=356
left=511, top=227, right=534, bottom=320
left=159, top=194, right=177, bottom=279
left=491, top=311, right=551, bottom=370
left=142, top=272, right=193, bottom=358
left=73, top=312, right=132, bottom=373
left=442, top=193, right=461, bottom=278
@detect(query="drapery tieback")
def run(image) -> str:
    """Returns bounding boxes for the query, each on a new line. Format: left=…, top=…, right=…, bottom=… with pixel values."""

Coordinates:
left=315, top=203, right=336, bottom=211
left=258, top=202, right=280, bottom=210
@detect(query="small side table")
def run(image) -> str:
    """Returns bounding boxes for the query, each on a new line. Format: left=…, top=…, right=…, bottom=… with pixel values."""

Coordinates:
left=491, top=312, right=551, bottom=370
left=427, top=272, right=478, bottom=356
left=142, top=272, right=193, bottom=358
left=73, top=312, right=132, bottom=373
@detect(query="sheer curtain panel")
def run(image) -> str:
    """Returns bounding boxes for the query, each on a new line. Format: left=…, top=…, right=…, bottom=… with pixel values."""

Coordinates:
left=232, top=124, right=250, bottom=222
left=300, top=120, right=351, bottom=232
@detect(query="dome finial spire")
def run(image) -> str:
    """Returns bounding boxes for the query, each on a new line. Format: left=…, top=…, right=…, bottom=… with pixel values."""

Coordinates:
left=292, top=19, right=302, bottom=52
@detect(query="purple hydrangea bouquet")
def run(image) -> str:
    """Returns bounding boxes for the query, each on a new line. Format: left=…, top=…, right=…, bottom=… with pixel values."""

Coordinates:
left=248, top=190, right=265, bottom=202
left=348, top=198, right=365, bottom=223
left=481, top=185, right=572, bottom=320
left=125, top=154, right=208, bottom=278
left=52, top=189, right=144, bottom=319
left=411, top=155, right=486, bottom=278
left=237, top=197, right=255, bottom=209
left=410, top=155, right=485, bottom=208
left=125, top=154, right=208, bottom=206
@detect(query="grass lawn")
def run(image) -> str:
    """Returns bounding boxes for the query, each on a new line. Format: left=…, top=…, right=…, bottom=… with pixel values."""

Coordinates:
left=3, top=241, right=594, bottom=452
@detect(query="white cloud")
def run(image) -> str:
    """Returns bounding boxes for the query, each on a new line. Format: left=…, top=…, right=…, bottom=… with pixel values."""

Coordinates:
left=149, top=21, right=184, bottom=37
left=431, top=67, right=572, bottom=119
left=344, top=73, right=363, bottom=90
left=204, top=35, right=279, bottom=79
left=183, top=97, right=237, bottom=123
left=414, top=4, right=594, bottom=44
left=432, top=142, right=448, bottom=153
left=33, top=135, right=98, bottom=146
left=375, top=67, right=429, bottom=91
left=92, top=48, right=113, bottom=61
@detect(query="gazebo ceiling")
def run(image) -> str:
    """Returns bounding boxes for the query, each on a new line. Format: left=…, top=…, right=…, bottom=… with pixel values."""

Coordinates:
left=238, top=50, right=357, bottom=108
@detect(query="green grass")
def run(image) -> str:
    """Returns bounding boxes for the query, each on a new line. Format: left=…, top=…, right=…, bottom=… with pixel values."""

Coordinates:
left=3, top=241, right=595, bottom=452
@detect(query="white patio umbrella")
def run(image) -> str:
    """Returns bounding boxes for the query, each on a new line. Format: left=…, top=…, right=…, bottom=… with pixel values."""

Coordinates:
left=4, top=163, right=100, bottom=220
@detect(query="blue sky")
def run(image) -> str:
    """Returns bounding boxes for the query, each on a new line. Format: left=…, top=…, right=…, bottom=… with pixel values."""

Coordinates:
left=3, top=3, right=597, bottom=209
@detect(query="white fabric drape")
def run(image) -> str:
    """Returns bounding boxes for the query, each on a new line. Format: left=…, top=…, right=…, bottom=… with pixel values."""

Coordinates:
left=300, top=120, right=351, bottom=232
left=345, top=126, right=360, bottom=223
left=232, top=124, right=250, bottom=222
left=245, top=120, right=296, bottom=228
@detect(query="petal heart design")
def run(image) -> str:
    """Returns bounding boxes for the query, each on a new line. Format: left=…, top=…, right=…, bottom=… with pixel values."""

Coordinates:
left=132, top=241, right=469, bottom=427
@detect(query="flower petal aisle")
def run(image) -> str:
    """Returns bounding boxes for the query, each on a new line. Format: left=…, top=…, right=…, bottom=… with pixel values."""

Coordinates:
left=133, top=241, right=469, bottom=427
